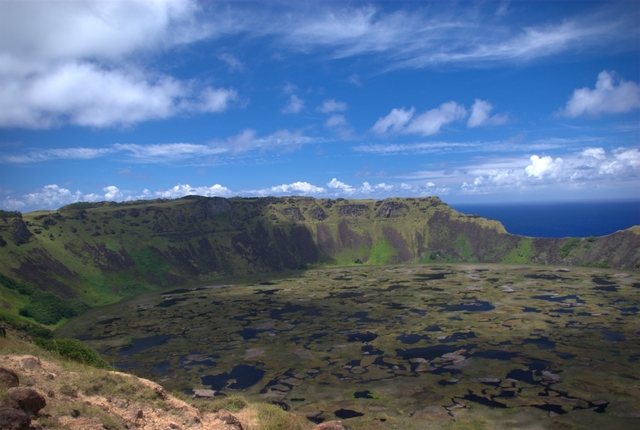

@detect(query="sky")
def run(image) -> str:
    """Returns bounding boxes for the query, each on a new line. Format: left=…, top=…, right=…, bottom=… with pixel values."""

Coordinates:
left=0, top=0, right=639, bottom=213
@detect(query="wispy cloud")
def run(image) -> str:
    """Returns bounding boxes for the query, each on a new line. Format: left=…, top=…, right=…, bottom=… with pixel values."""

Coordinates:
left=266, top=3, right=637, bottom=70
left=353, top=137, right=579, bottom=156
left=1, top=130, right=323, bottom=164
left=218, top=53, right=245, bottom=72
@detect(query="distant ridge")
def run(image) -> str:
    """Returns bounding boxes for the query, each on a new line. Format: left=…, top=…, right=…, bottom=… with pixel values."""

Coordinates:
left=0, top=196, right=638, bottom=328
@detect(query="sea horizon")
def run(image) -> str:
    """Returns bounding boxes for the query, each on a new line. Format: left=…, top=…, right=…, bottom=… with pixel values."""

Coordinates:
left=451, top=199, right=640, bottom=239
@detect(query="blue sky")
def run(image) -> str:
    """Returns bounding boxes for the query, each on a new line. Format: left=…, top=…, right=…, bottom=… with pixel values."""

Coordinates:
left=0, top=0, right=639, bottom=212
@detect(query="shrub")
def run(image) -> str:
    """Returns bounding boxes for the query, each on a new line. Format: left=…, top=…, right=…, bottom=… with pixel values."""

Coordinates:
left=34, top=338, right=111, bottom=369
left=254, top=403, right=310, bottom=430
left=191, top=395, right=249, bottom=414
left=0, top=210, right=21, bottom=219
left=558, top=238, right=580, bottom=258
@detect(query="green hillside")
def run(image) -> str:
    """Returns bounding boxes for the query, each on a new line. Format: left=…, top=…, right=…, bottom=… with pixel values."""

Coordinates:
left=0, top=196, right=638, bottom=329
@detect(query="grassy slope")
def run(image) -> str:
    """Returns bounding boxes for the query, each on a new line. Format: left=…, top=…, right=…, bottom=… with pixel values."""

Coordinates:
left=0, top=196, right=638, bottom=329
left=0, top=330, right=311, bottom=430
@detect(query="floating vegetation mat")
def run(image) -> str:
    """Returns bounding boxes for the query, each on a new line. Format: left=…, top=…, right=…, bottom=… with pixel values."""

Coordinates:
left=62, top=264, right=640, bottom=429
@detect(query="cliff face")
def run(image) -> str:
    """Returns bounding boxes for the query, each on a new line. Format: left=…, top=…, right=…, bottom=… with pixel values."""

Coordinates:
left=0, top=196, right=638, bottom=310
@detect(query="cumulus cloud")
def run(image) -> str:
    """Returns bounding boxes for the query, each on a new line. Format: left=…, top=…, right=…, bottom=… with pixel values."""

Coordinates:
left=0, top=1, right=235, bottom=128
left=372, top=102, right=467, bottom=136
left=318, top=99, right=347, bottom=113
left=525, top=155, right=564, bottom=178
left=467, top=99, right=508, bottom=127
left=282, top=95, right=304, bottom=114
left=266, top=182, right=326, bottom=195
left=558, top=71, right=640, bottom=118
left=405, top=102, right=467, bottom=136
left=327, top=178, right=355, bottom=193
left=1, top=184, right=133, bottom=210
left=153, top=184, right=233, bottom=199
left=461, top=147, right=640, bottom=195
left=372, top=107, right=415, bottom=134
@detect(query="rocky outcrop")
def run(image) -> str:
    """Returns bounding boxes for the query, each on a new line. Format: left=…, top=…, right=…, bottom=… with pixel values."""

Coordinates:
left=338, top=204, right=368, bottom=217
left=376, top=200, right=408, bottom=218
left=308, top=206, right=327, bottom=221
left=195, top=197, right=233, bottom=219
left=282, top=207, right=305, bottom=222
left=12, top=219, right=32, bottom=245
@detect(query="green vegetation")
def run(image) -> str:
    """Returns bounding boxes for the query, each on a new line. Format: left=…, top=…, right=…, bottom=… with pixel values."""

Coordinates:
left=130, top=247, right=171, bottom=286
left=0, top=209, right=21, bottom=219
left=368, top=240, right=396, bottom=265
left=0, top=273, right=88, bottom=325
left=0, top=313, right=52, bottom=339
left=0, top=196, right=637, bottom=334
left=254, top=403, right=310, bottom=430
left=558, top=237, right=581, bottom=258
left=189, top=394, right=249, bottom=414
left=501, top=238, right=534, bottom=264
left=456, top=235, right=471, bottom=259
left=582, top=259, right=612, bottom=269
left=34, top=338, right=111, bottom=369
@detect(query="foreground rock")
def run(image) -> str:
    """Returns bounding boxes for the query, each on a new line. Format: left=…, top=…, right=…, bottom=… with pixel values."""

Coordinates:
left=312, top=421, right=346, bottom=430
left=0, top=407, right=31, bottom=430
left=7, top=387, right=46, bottom=415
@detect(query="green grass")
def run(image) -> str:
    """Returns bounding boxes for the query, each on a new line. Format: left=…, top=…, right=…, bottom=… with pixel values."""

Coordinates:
left=501, top=238, right=534, bottom=264
left=368, top=240, right=397, bottom=265
left=130, top=247, right=171, bottom=286
left=456, top=235, right=471, bottom=260
left=558, top=237, right=581, bottom=258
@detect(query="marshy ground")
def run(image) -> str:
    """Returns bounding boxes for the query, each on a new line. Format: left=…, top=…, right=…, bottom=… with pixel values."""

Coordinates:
left=59, top=264, right=640, bottom=429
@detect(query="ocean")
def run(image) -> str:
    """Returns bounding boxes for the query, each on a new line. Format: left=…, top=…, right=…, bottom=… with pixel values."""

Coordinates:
left=450, top=200, right=640, bottom=238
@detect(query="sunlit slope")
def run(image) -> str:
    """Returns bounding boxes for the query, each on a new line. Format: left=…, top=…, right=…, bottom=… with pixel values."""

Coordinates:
left=0, top=196, right=638, bottom=312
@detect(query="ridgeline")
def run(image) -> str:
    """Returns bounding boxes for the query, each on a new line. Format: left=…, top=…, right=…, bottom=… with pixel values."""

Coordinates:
left=0, top=196, right=638, bottom=329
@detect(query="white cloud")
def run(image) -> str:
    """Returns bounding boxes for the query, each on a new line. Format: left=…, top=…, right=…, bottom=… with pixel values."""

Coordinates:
left=1, top=183, right=133, bottom=210
left=282, top=95, right=304, bottom=114
left=103, top=186, right=124, bottom=201
left=558, top=71, right=640, bottom=118
left=404, top=102, right=467, bottom=136
left=467, top=99, right=508, bottom=127
left=0, top=1, right=236, bottom=129
left=372, top=107, right=415, bottom=134
left=270, top=3, right=637, bottom=70
left=327, top=178, right=355, bottom=193
left=461, top=147, right=640, bottom=195
left=267, top=182, right=326, bottom=195
left=113, top=143, right=226, bottom=162
left=0, top=61, right=238, bottom=128
left=325, top=114, right=347, bottom=128
left=525, top=155, right=564, bottom=178
left=199, top=87, right=237, bottom=113
left=218, top=53, right=244, bottom=72
left=373, top=102, right=466, bottom=136
left=153, top=184, right=233, bottom=199
left=318, top=99, right=347, bottom=113
left=1, top=130, right=322, bottom=164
